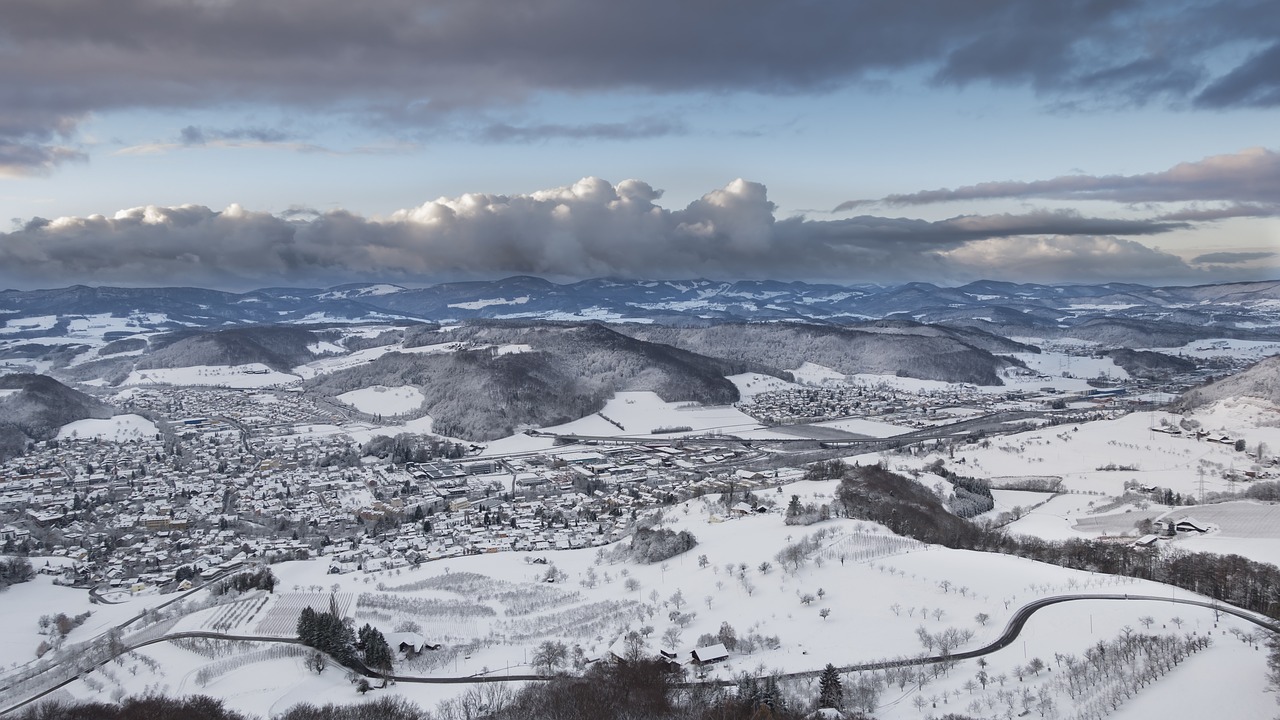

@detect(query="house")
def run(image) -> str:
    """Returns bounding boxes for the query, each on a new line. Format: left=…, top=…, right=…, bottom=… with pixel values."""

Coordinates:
left=1155, top=517, right=1212, bottom=535
left=1172, top=517, right=1211, bottom=533
left=386, top=631, right=427, bottom=657
left=691, top=643, right=729, bottom=665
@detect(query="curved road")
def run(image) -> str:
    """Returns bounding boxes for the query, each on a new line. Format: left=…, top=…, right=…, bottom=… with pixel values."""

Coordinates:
left=3, top=593, right=1275, bottom=714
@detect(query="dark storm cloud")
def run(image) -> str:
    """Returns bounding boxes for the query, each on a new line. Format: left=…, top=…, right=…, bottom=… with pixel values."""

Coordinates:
left=837, top=148, right=1280, bottom=209
left=0, top=178, right=1210, bottom=289
left=1191, top=251, right=1277, bottom=264
left=1, top=0, right=1278, bottom=169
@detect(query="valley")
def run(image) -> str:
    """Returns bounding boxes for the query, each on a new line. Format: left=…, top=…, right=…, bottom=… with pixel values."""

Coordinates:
left=0, top=277, right=1279, bottom=719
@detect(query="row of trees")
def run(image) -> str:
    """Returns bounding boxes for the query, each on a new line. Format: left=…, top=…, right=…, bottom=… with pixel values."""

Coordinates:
left=213, top=567, right=278, bottom=596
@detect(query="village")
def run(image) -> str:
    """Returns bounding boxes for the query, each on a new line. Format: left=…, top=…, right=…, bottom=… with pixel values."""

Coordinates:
left=0, top=385, right=805, bottom=598
left=0, top=348, right=1255, bottom=606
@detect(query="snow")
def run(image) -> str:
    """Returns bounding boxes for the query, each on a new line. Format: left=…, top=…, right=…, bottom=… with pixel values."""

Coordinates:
left=1, top=316, right=58, bottom=333
left=1113, top=640, right=1271, bottom=720
left=307, top=341, right=344, bottom=355
left=727, top=372, right=801, bottom=400
left=4, top=482, right=1275, bottom=718
left=812, top=417, right=911, bottom=438
left=1009, top=350, right=1130, bottom=390
left=57, top=414, right=158, bottom=441
left=0, top=389, right=18, bottom=399
left=123, top=364, right=301, bottom=388
left=873, top=411, right=1267, bottom=502
left=1151, top=338, right=1280, bottom=361
left=317, top=284, right=404, bottom=299
left=542, top=391, right=764, bottom=437
left=790, top=362, right=846, bottom=385
left=335, top=385, right=425, bottom=416
left=447, top=296, right=530, bottom=310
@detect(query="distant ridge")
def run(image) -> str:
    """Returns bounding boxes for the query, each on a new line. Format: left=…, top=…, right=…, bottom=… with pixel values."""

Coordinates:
left=2, top=278, right=1278, bottom=338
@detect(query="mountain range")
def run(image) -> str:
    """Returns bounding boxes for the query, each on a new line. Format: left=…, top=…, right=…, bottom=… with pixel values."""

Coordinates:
left=2, top=278, right=1278, bottom=341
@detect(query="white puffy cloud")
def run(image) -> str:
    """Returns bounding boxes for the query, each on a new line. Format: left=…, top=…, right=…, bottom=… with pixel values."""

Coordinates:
left=0, top=177, right=1247, bottom=289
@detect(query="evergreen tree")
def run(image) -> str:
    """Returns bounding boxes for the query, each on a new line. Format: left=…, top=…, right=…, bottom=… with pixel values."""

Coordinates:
left=787, top=494, right=802, bottom=517
left=297, top=607, right=318, bottom=646
left=817, top=663, right=843, bottom=709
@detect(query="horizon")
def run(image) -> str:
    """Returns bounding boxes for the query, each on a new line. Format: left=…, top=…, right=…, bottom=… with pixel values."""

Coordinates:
left=4, top=273, right=1280, bottom=296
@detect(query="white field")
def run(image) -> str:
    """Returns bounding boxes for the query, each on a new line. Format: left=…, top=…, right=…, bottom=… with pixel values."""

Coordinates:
left=1012, top=351, right=1129, bottom=383
left=1149, top=339, right=1280, bottom=362
left=335, top=385, right=425, bottom=416
left=543, top=391, right=765, bottom=437
left=863, top=411, right=1273, bottom=504
left=57, top=414, right=158, bottom=442
left=790, top=362, right=847, bottom=385
left=813, top=417, right=911, bottom=438
left=12, top=482, right=1274, bottom=718
left=122, top=364, right=301, bottom=388
left=728, top=372, right=802, bottom=400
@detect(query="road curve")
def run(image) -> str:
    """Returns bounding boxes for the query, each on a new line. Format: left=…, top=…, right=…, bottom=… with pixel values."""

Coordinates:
left=2, top=593, right=1275, bottom=713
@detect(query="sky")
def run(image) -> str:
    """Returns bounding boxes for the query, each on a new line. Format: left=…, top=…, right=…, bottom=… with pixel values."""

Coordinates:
left=0, top=0, right=1278, bottom=290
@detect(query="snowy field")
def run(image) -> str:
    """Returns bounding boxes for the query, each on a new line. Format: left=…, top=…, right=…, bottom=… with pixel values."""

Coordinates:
left=56, top=414, right=158, bottom=442
left=335, top=385, right=425, bottom=416
left=542, top=391, right=765, bottom=437
left=728, top=372, right=801, bottom=400
left=122, top=364, right=301, bottom=388
left=1149, top=338, right=1280, bottom=362
left=867, top=411, right=1274, bottom=502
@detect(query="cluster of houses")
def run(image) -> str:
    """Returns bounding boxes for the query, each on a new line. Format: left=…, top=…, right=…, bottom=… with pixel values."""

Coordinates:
left=738, top=382, right=1040, bottom=427
left=0, top=384, right=797, bottom=594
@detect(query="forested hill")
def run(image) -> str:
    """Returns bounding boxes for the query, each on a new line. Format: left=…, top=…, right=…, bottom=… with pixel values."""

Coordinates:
left=136, top=327, right=324, bottom=372
left=618, top=323, right=1016, bottom=386
left=0, top=373, right=113, bottom=460
left=305, top=323, right=773, bottom=440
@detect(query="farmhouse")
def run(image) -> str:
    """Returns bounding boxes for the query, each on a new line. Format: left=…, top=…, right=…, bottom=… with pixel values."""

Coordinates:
left=691, top=643, right=729, bottom=665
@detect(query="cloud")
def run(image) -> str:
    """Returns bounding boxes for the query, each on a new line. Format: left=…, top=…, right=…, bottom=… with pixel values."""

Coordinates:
left=1190, top=251, right=1277, bottom=264
left=939, top=236, right=1198, bottom=284
left=838, top=147, right=1280, bottom=209
left=2, top=0, right=1280, bottom=168
left=476, top=118, right=685, bottom=143
left=0, top=140, right=85, bottom=177
left=179, top=125, right=293, bottom=146
left=0, top=177, right=1237, bottom=289
left=1195, top=40, right=1280, bottom=108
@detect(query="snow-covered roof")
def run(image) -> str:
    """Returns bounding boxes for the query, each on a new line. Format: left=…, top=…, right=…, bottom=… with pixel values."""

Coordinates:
left=386, top=631, right=426, bottom=652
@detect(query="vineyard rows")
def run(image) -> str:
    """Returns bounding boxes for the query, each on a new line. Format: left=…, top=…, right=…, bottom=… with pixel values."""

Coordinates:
left=253, top=592, right=353, bottom=636
left=194, top=645, right=308, bottom=687
left=382, top=570, right=581, bottom=615
left=203, top=594, right=269, bottom=632
left=496, top=598, right=642, bottom=643
left=819, top=532, right=923, bottom=565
